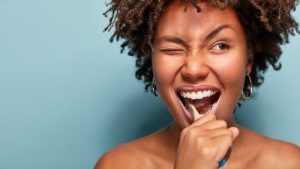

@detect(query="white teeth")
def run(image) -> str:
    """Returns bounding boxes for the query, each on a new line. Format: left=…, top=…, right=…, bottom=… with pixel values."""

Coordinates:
left=191, top=92, right=196, bottom=98
left=180, top=90, right=217, bottom=100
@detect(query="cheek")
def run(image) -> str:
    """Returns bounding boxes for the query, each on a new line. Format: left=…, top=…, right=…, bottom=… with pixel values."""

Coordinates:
left=152, top=56, right=183, bottom=88
left=211, top=54, right=247, bottom=118
left=212, top=54, right=247, bottom=94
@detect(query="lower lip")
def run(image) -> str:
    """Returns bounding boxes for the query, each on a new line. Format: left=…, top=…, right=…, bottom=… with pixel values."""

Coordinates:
left=178, top=97, right=220, bottom=124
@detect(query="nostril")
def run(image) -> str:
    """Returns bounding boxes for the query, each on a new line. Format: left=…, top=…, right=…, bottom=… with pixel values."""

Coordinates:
left=180, top=65, right=210, bottom=82
left=180, top=57, right=210, bottom=82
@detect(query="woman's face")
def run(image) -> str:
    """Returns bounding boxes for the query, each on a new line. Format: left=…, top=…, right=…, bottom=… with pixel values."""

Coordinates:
left=152, top=1, right=252, bottom=128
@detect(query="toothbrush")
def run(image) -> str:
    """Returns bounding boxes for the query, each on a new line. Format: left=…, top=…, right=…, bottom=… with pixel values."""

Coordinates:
left=188, top=101, right=203, bottom=120
left=187, top=102, right=226, bottom=168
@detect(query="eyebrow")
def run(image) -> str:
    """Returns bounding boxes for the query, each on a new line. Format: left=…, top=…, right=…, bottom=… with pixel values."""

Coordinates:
left=156, top=24, right=235, bottom=47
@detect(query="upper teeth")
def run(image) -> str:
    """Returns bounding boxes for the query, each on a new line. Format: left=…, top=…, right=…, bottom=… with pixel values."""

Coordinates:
left=180, top=90, right=217, bottom=100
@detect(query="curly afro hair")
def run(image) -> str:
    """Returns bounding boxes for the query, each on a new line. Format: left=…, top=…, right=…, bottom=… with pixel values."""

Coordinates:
left=103, top=0, right=299, bottom=98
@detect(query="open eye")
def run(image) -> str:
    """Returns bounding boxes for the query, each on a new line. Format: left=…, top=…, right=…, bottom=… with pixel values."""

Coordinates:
left=159, top=49, right=186, bottom=55
left=210, top=42, right=230, bottom=52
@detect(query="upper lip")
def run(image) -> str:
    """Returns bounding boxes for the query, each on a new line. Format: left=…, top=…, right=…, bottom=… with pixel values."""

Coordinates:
left=175, top=85, right=221, bottom=93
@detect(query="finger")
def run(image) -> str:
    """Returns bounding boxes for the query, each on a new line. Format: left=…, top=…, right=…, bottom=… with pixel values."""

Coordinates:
left=190, top=113, right=216, bottom=127
left=207, top=128, right=233, bottom=138
left=213, top=135, right=234, bottom=161
left=197, top=120, right=227, bottom=130
left=228, top=127, right=239, bottom=140
left=210, top=127, right=239, bottom=140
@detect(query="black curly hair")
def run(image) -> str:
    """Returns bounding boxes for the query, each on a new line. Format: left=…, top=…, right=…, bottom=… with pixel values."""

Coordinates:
left=103, top=0, right=299, bottom=98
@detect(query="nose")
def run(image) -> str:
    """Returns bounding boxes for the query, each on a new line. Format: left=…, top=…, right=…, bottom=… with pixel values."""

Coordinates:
left=180, top=52, right=210, bottom=82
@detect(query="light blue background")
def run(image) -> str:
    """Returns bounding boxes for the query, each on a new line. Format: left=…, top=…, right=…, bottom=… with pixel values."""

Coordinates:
left=0, top=1, right=299, bottom=169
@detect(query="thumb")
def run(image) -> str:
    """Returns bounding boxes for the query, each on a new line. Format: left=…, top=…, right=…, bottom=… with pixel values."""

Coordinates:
left=228, top=127, right=239, bottom=140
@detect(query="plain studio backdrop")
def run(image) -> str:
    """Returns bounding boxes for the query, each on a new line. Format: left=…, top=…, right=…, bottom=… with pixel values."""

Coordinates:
left=0, top=1, right=299, bottom=169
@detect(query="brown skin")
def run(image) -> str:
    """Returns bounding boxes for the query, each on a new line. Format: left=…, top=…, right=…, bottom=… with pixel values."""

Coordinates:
left=96, top=1, right=300, bottom=169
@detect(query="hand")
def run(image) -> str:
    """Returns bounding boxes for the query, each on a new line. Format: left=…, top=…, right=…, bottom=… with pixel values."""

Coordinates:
left=174, top=114, right=239, bottom=169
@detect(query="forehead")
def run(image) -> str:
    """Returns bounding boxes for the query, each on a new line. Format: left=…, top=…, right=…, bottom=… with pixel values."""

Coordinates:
left=155, top=1, right=244, bottom=40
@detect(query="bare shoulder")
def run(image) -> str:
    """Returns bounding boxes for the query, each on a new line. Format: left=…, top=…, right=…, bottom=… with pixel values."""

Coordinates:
left=238, top=127, right=300, bottom=168
left=254, top=133, right=300, bottom=168
left=94, top=127, right=172, bottom=169
left=267, top=139, right=300, bottom=168
left=94, top=143, right=142, bottom=169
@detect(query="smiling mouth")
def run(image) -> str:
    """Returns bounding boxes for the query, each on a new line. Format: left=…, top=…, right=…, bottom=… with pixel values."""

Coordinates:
left=177, top=90, right=221, bottom=118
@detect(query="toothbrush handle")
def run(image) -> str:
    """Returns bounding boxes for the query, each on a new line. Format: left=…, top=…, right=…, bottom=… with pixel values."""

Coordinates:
left=218, top=147, right=231, bottom=167
left=218, top=159, right=226, bottom=167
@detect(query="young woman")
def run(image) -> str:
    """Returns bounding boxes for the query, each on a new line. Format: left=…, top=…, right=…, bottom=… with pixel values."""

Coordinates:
left=96, top=0, right=300, bottom=168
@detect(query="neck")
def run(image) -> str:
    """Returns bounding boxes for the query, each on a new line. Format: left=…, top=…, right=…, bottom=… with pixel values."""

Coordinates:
left=169, top=121, right=182, bottom=142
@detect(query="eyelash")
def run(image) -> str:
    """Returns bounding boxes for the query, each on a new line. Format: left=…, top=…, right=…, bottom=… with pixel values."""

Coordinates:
left=210, top=42, right=230, bottom=51
left=159, top=49, right=185, bottom=55
left=159, top=42, right=230, bottom=55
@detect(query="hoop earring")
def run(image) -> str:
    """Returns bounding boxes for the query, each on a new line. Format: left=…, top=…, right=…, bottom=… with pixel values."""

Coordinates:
left=152, top=78, right=159, bottom=98
left=241, top=74, right=253, bottom=100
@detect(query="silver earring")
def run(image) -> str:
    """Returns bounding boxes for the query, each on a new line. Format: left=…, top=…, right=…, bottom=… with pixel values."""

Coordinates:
left=241, top=74, right=253, bottom=100
left=152, top=78, right=159, bottom=98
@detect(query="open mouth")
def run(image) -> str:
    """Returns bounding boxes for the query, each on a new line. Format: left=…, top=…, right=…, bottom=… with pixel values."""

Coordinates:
left=177, top=89, right=221, bottom=120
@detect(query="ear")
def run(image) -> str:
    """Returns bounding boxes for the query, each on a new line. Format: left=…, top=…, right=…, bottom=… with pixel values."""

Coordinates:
left=246, top=56, right=253, bottom=75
